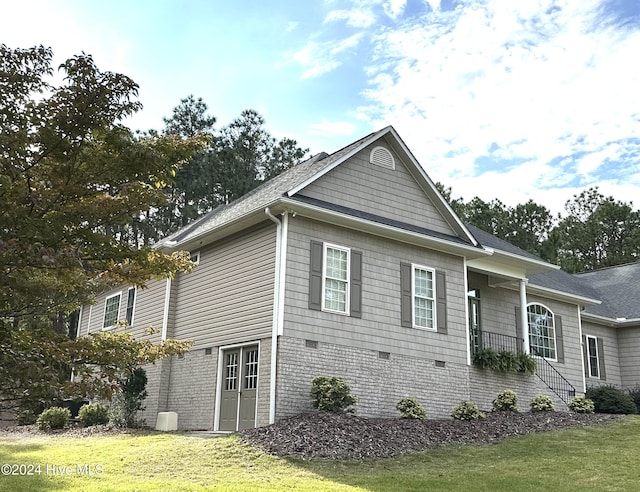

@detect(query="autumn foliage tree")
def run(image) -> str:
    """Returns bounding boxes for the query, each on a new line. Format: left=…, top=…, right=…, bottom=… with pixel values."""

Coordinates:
left=0, top=45, right=202, bottom=412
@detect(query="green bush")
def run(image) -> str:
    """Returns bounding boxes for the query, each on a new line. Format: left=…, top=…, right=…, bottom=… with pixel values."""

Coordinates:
left=472, top=348, right=499, bottom=370
left=626, top=385, right=640, bottom=411
left=396, top=397, right=427, bottom=420
left=492, top=389, right=519, bottom=412
left=109, top=367, right=148, bottom=428
left=516, top=352, right=537, bottom=375
left=310, top=376, right=358, bottom=413
left=36, top=407, right=71, bottom=430
left=15, top=410, right=38, bottom=426
left=78, top=403, right=110, bottom=427
left=451, top=401, right=485, bottom=421
left=530, top=395, right=555, bottom=412
left=586, top=385, right=637, bottom=414
left=568, top=396, right=595, bottom=414
left=473, top=349, right=536, bottom=375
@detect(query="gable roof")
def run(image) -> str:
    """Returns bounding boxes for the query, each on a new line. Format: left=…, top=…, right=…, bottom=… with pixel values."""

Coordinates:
left=576, top=262, right=640, bottom=322
left=157, top=126, right=481, bottom=254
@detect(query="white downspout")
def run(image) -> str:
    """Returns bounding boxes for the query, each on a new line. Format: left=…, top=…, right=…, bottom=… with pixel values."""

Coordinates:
left=265, top=207, right=287, bottom=424
left=161, top=278, right=172, bottom=341
left=520, top=279, right=530, bottom=354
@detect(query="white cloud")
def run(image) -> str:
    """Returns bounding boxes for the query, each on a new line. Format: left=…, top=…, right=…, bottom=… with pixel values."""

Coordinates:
left=287, top=33, right=363, bottom=79
left=383, top=0, right=407, bottom=19
left=324, top=8, right=376, bottom=28
left=286, top=21, right=299, bottom=33
left=356, top=0, right=640, bottom=213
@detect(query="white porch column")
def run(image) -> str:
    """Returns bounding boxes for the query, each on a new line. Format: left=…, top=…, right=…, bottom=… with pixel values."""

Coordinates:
left=520, top=279, right=530, bottom=354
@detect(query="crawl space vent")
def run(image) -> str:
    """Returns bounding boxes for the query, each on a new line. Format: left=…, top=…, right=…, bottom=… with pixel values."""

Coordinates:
left=369, top=146, right=395, bottom=170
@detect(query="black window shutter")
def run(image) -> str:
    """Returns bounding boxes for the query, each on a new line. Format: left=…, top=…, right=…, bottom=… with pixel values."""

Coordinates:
left=436, top=270, right=447, bottom=334
left=350, top=251, right=362, bottom=318
left=582, top=335, right=589, bottom=376
left=515, top=307, right=524, bottom=352
left=597, top=337, right=606, bottom=380
left=400, top=262, right=412, bottom=328
left=555, top=315, right=564, bottom=363
left=309, top=241, right=323, bottom=311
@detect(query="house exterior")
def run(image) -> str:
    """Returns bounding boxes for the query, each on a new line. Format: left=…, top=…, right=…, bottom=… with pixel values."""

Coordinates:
left=77, top=126, right=638, bottom=430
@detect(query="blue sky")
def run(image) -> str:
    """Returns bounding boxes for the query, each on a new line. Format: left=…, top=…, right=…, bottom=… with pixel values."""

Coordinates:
left=4, top=0, right=640, bottom=215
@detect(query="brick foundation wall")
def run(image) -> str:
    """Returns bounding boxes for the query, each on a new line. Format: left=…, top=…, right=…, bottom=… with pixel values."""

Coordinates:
left=276, top=336, right=470, bottom=419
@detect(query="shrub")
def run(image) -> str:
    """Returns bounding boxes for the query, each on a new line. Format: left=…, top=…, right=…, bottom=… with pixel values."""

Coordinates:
left=36, top=407, right=71, bottom=430
left=78, top=403, right=110, bottom=427
left=15, top=410, right=38, bottom=426
left=585, top=385, right=637, bottom=414
left=310, top=376, right=358, bottom=413
left=626, top=385, right=640, bottom=411
left=451, top=401, right=485, bottom=421
left=472, top=348, right=499, bottom=370
left=530, top=395, right=555, bottom=412
left=396, top=397, right=427, bottom=420
left=568, top=396, right=595, bottom=414
left=109, top=367, right=148, bottom=428
left=516, top=352, right=537, bottom=375
left=492, top=389, right=519, bottom=412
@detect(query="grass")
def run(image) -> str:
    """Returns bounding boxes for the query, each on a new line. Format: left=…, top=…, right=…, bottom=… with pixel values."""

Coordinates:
left=1, top=417, right=639, bottom=491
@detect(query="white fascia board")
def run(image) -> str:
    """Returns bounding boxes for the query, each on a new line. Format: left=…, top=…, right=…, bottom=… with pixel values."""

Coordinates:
left=581, top=312, right=640, bottom=327
left=159, top=201, right=283, bottom=252
left=280, top=197, right=489, bottom=259
left=525, top=284, right=601, bottom=307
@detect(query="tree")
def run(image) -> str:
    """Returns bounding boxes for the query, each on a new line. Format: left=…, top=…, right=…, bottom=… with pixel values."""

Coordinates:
left=556, top=188, right=640, bottom=272
left=0, top=45, right=202, bottom=411
left=505, top=200, right=554, bottom=257
left=0, top=45, right=203, bottom=321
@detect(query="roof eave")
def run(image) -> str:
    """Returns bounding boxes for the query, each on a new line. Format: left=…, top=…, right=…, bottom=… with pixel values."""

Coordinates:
left=280, top=197, right=489, bottom=259
left=526, top=284, right=602, bottom=307
left=581, top=312, right=640, bottom=327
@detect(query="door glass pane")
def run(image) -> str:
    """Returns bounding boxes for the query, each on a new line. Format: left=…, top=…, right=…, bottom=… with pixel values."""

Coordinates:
left=244, top=349, right=259, bottom=390
left=225, top=352, right=238, bottom=391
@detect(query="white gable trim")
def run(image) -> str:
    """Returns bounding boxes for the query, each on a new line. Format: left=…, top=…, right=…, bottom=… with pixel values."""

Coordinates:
left=286, top=125, right=479, bottom=248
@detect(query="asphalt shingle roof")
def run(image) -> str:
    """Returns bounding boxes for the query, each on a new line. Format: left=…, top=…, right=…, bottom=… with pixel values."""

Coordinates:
left=576, top=263, right=640, bottom=319
left=156, top=131, right=375, bottom=247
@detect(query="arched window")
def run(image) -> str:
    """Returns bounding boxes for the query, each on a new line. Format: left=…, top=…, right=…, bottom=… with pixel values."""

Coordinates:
left=528, top=303, right=556, bottom=359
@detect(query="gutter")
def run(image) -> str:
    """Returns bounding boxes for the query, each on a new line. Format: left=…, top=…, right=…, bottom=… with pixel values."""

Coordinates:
left=265, top=207, right=288, bottom=424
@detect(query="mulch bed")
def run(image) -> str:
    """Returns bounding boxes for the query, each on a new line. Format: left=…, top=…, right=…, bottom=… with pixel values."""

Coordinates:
left=241, top=411, right=622, bottom=460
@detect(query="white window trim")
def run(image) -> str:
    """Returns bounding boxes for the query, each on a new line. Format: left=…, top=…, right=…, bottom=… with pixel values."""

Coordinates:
left=412, top=263, right=437, bottom=331
left=126, top=287, right=136, bottom=327
left=102, top=292, right=122, bottom=330
left=321, top=242, right=351, bottom=315
left=527, top=303, right=557, bottom=362
left=585, top=334, right=600, bottom=379
left=190, top=251, right=200, bottom=265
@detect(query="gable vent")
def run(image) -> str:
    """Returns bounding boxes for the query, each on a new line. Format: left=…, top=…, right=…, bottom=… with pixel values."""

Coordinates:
left=369, top=146, right=395, bottom=170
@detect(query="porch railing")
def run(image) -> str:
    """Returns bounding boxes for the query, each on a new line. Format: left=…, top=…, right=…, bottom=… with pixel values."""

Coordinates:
left=470, top=327, right=523, bottom=355
left=471, top=328, right=576, bottom=406
left=530, top=346, right=576, bottom=405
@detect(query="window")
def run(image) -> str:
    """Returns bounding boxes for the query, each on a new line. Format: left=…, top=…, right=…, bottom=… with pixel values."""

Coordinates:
left=103, top=293, right=121, bottom=329
left=322, top=244, right=350, bottom=314
left=528, top=303, right=556, bottom=359
left=412, top=264, right=436, bottom=330
left=309, top=240, right=362, bottom=317
left=586, top=335, right=599, bottom=378
left=125, top=287, right=136, bottom=326
left=190, top=251, right=200, bottom=265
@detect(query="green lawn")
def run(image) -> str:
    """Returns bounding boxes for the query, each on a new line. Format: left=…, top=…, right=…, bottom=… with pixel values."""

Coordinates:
left=1, top=417, right=639, bottom=491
